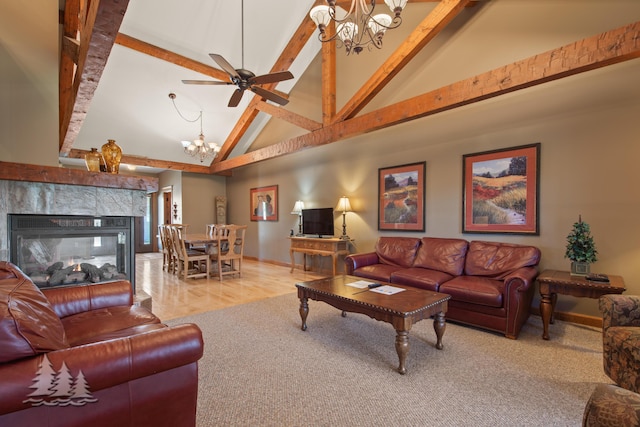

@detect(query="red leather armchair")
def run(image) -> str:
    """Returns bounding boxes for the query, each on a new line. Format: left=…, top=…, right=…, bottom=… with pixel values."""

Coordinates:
left=0, top=261, right=204, bottom=427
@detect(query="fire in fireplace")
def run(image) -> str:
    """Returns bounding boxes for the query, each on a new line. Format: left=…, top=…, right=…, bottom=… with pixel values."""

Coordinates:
left=9, top=215, right=135, bottom=290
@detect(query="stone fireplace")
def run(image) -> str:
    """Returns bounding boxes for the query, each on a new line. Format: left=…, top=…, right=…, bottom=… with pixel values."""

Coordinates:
left=0, top=179, right=147, bottom=291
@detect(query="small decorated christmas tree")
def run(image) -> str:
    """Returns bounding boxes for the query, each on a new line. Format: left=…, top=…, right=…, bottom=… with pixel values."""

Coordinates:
left=565, top=215, right=597, bottom=274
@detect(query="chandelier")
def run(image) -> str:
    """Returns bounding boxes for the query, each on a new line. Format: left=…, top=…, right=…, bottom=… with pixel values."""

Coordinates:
left=309, top=0, right=408, bottom=55
left=169, top=93, right=221, bottom=163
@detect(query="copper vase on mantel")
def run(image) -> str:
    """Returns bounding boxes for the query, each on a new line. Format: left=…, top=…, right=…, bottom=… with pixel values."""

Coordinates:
left=101, top=139, right=122, bottom=174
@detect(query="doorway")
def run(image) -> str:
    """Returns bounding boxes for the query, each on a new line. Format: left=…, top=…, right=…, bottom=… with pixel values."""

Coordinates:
left=163, top=190, right=173, bottom=224
left=135, top=193, right=156, bottom=253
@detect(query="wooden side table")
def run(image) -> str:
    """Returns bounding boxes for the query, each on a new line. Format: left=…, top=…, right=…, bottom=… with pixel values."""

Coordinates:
left=289, top=237, right=350, bottom=276
left=537, top=269, right=625, bottom=340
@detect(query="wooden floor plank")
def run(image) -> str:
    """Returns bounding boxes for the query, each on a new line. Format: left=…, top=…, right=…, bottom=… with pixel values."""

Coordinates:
left=135, top=253, right=326, bottom=320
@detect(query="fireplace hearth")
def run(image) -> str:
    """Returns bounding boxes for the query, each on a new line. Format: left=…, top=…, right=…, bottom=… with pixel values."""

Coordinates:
left=9, top=214, right=135, bottom=290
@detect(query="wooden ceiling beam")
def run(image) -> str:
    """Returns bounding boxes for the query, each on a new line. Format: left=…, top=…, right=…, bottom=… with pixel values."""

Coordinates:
left=321, top=22, right=337, bottom=126
left=209, top=21, right=640, bottom=174
left=255, top=101, right=322, bottom=131
left=335, top=0, right=471, bottom=122
left=59, top=0, right=130, bottom=156
left=114, top=33, right=229, bottom=81
left=67, top=149, right=230, bottom=175
left=59, top=0, right=81, bottom=146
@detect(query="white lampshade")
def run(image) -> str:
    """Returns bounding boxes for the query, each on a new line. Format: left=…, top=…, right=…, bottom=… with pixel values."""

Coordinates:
left=384, top=0, right=408, bottom=12
left=291, top=200, right=305, bottom=215
left=369, top=14, right=392, bottom=35
left=337, top=22, right=358, bottom=42
left=336, top=196, right=352, bottom=213
left=309, top=5, right=331, bottom=27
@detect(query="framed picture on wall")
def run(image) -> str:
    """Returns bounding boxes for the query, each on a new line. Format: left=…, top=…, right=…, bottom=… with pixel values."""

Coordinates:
left=462, top=143, right=540, bottom=235
left=378, top=161, right=426, bottom=231
left=250, top=185, right=278, bottom=221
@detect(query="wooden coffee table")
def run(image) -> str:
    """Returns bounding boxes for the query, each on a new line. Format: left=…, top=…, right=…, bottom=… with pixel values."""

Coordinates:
left=296, top=275, right=451, bottom=374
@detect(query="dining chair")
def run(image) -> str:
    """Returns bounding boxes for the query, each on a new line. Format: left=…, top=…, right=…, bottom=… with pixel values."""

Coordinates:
left=170, top=225, right=210, bottom=280
left=209, top=224, right=247, bottom=281
left=158, top=225, right=172, bottom=272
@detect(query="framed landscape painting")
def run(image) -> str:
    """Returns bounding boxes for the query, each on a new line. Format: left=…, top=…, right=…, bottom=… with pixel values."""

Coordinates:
left=462, top=143, right=540, bottom=235
left=378, top=161, right=426, bottom=231
left=250, top=185, right=278, bottom=221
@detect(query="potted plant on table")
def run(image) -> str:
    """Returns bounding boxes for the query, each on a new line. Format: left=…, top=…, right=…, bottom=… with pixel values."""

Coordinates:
left=565, top=215, right=598, bottom=276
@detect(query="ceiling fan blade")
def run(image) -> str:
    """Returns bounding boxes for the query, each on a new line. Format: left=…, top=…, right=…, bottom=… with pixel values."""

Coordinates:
left=228, top=88, right=245, bottom=107
left=182, top=79, right=231, bottom=85
left=250, top=71, right=294, bottom=85
left=250, top=86, right=289, bottom=106
left=210, top=54, right=241, bottom=79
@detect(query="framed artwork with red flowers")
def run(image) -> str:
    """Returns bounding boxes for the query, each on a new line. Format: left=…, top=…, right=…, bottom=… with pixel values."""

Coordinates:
left=462, top=143, right=540, bottom=235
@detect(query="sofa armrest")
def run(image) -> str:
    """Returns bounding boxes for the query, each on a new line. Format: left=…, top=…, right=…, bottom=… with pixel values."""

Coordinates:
left=344, top=252, right=380, bottom=275
left=0, top=323, right=203, bottom=416
left=503, top=266, right=538, bottom=293
left=42, top=280, right=134, bottom=319
left=600, top=294, right=640, bottom=330
left=583, top=383, right=640, bottom=427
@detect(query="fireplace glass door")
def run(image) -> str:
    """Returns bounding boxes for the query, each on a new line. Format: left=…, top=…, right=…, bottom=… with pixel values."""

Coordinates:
left=9, top=215, right=134, bottom=289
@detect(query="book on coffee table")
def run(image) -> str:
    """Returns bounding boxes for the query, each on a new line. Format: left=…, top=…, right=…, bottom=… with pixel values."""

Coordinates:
left=346, top=280, right=376, bottom=289
left=370, top=285, right=406, bottom=295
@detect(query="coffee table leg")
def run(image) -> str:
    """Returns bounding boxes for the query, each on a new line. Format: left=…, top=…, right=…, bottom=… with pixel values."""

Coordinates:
left=299, top=297, right=309, bottom=331
left=433, top=311, right=446, bottom=350
left=395, top=330, right=409, bottom=375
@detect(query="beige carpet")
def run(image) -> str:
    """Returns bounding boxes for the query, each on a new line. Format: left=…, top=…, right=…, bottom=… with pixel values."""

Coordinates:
left=168, top=292, right=612, bottom=426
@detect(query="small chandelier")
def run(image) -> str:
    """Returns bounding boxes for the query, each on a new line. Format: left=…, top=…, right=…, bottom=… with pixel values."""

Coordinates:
left=309, top=0, right=408, bottom=55
left=169, top=93, right=221, bottom=163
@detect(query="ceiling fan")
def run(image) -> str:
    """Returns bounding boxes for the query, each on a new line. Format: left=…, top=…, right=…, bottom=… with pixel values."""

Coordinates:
left=181, top=1, right=294, bottom=107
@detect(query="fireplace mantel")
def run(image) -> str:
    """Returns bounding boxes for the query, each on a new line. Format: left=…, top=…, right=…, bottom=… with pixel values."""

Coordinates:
left=0, top=161, right=158, bottom=192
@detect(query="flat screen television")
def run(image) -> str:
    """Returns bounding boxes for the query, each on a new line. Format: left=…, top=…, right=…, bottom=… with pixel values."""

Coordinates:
left=302, top=208, right=334, bottom=237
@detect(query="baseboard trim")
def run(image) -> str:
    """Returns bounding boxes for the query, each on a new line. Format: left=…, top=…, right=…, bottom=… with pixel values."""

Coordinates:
left=530, top=306, right=603, bottom=328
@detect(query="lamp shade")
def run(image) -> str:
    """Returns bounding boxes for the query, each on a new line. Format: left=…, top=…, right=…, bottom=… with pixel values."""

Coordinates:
left=309, top=5, right=331, bottom=27
left=336, top=196, right=352, bottom=213
left=291, top=200, right=305, bottom=215
left=369, top=14, right=392, bottom=35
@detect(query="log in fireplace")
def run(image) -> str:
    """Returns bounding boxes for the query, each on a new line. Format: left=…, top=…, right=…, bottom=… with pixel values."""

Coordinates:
left=9, top=214, right=135, bottom=290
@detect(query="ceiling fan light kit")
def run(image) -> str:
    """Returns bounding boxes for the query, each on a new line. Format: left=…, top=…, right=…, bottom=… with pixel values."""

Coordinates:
left=310, top=0, right=408, bottom=55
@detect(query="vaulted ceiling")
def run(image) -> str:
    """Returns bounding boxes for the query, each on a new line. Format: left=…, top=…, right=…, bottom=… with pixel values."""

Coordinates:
left=58, top=0, right=640, bottom=176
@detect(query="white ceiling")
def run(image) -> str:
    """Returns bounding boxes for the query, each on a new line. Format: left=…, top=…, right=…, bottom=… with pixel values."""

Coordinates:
left=69, top=0, right=318, bottom=168
left=57, top=0, right=640, bottom=174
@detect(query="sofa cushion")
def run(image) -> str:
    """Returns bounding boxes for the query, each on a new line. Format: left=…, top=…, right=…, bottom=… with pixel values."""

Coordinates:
left=375, top=237, right=421, bottom=268
left=0, top=264, right=69, bottom=363
left=413, top=237, right=468, bottom=276
left=61, top=305, right=162, bottom=346
left=353, top=264, right=405, bottom=283
left=390, top=268, right=453, bottom=292
left=439, top=275, right=504, bottom=308
left=464, top=240, right=541, bottom=278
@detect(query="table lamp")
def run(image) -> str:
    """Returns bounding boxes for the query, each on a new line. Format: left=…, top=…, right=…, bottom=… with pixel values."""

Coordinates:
left=291, top=200, right=305, bottom=236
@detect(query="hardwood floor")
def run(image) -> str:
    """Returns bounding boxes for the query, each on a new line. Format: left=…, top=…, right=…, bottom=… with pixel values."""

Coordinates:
left=135, top=252, right=326, bottom=320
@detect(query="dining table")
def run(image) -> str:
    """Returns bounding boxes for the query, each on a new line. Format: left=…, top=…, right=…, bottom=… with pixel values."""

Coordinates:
left=183, top=233, right=220, bottom=254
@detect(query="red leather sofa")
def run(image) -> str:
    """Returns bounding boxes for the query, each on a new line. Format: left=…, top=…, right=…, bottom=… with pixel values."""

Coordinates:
left=345, top=237, right=541, bottom=339
left=0, top=261, right=204, bottom=427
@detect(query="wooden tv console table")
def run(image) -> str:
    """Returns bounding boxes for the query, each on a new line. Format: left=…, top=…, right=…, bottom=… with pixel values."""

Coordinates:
left=289, top=237, right=350, bottom=276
